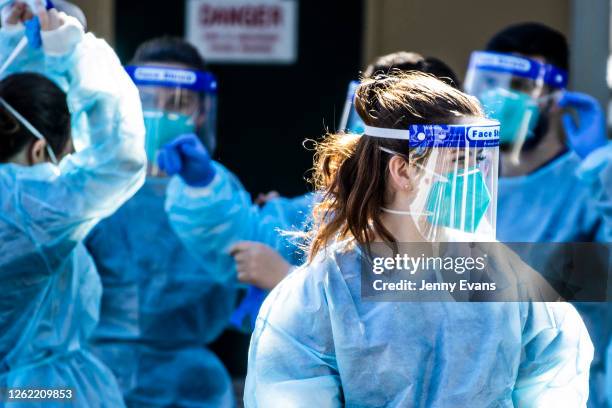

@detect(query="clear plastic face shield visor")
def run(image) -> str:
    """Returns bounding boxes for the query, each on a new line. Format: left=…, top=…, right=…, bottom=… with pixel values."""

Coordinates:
left=126, top=65, right=218, bottom=176
left=339, top=80, right=366, bottom=134
left=365, top=120, right=500, bottom=242
left=464, top=51, right=567, bottom=163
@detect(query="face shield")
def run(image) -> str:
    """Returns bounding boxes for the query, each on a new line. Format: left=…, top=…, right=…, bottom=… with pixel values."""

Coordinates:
left=464, top=51, right=567, bottom=162
left=126, top=65, right=218, bottom=176
left=339, top=81, right=366, bottom=134
left=365, top=120, right=500, bottom=242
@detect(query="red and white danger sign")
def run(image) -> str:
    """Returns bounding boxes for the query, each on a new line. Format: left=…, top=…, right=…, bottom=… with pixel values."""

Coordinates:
left=186, top=0, right=298, bottom=64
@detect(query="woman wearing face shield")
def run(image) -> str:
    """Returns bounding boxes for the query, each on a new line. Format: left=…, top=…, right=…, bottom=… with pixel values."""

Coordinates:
left=243, top=72, right=592, bottom=407
left=85, top=37, right=236, bottom=408
left=0, top=3, right=146, bottom=407
left=160, top=51, right=466, bottom=333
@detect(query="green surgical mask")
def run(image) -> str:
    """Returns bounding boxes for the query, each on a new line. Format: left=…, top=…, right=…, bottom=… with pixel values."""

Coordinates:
left=426, top=168, right=491, bottom=233
left=479, top=88, right=539, bottom=145
left=143, top=111, right=196, bottom=162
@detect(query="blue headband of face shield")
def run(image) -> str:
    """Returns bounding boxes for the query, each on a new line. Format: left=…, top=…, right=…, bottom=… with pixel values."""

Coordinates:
left=363, top=120, right=501, bottom=148
left=125, top=65, right=217, bottom=93
left=467, top=51, right=568, bottom=89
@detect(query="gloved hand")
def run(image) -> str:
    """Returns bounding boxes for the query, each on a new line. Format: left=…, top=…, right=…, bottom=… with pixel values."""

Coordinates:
left=559, top=91, right=608, bottom=159
left=24, top=13, right=40, bottom=47
left=24, top=1, right=55, bottom=49
left=230, top=286, right=267, bottom=332
left=157, top=133, right=216, bottom=187
left=1, top=2, right=27, bottom=32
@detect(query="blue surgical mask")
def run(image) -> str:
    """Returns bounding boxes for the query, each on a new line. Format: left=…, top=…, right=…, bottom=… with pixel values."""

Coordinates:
left=426, top=168, right=491, bottom=233
left=478, top=88, right=540, bottom=145
left=143, top=111, right=196, bottom=162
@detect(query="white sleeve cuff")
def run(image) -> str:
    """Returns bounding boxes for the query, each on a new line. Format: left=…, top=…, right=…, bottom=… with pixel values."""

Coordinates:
left=576, top=142, right=612, bottom=183
left=41, top=13, right=84, bottom=56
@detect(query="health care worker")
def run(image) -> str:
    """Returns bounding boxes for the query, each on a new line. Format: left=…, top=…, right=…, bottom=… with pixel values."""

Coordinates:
left=158, top=51, right=466, bottom=332
left=465, top=22, right=612, bottom=407
left=85, top=37, right=235, bottom=408
left=0, top=3, right=146, bottom=406
left=243, top=72, right=593, bottom=407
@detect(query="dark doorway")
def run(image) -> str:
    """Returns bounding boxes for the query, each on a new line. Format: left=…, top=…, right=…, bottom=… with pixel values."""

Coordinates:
left=115, top=0, right=363, bottom=197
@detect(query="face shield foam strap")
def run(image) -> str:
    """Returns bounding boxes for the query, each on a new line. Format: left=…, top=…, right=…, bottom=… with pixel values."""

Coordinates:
left=0, top=97, right=58, bottom=164
left=363, top=120, right=501, bottom=148
left=468, top=51, right=568, bottom=89
left=125, top=65, right=217, bottom=94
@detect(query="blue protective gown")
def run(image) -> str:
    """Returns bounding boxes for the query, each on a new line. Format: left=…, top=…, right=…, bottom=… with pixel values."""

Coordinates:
left=244, top=241, right=593, bottom=407
left=85, top=178, right=236, bottom=408
left=0, top=32, right=146, bottom=407
left=498, top=148, right=612, bottom=408
left=166, top=164, right=314, bottom=332
left=497, top=150, right=611, bottom=243
left=607, top=340, right=612, bottom=405
left=166, top=163, right=312, bottom=265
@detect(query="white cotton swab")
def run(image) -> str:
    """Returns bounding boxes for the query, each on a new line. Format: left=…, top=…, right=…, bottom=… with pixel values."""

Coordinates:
left=0, top=36, right=27, bottom=77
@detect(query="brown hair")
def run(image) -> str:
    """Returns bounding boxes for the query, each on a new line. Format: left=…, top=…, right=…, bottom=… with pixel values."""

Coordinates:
left=363, top=51, right=461, bottom=88
left=307, top=72, right=483, bottom=260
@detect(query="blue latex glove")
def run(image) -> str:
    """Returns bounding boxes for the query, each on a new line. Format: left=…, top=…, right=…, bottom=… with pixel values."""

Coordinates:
left=23, top=1, right=54, bottom=49
left=230, top=286, right=267, bottom=332
left=559, top=91, right=608, bottom=159
left=157, top=133, right=216, bottom=187
left=24, top=16, right=41, bottom=48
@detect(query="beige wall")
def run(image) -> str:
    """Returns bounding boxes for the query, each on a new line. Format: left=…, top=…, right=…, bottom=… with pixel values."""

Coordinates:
left=71, top=0, right=114, bottom=44
left=364, top=0, right=570, bottom=79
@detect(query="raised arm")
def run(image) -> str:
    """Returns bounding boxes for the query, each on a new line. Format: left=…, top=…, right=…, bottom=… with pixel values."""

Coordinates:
left=163, top=134, right=313, bottom=283
left=0, top=16, right=146, bottom=272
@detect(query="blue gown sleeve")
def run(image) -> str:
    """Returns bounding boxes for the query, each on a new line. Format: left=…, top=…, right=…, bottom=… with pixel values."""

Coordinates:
left=607, top=339, right=612, bottom=406
left=0, top=26, right=40, bottom=73
left=244, top=264, right=342, bottom=408
left=0, top=33, right=146, bottom=273
left=0, top=25, right=70, bottom=91
left=256, top=193, right=314, bottom=263
left=166, top=166, right=315, bottom=332
left=575, top=145, right=612, bottom=407
left=165, top=163, right=314, bottom=283
left=513, top=302, right=594, bottom=407
left=576, top=142, right=612, bottom=242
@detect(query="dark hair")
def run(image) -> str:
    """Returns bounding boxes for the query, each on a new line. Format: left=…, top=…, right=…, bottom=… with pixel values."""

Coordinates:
left=364, top=51, right=461, bottom=88
left=0, top=73, right=71, bottom=163
left=307, top=72, right=483, bottom=260
left=486, top=22, right=569, bottom=72
left=131, top=37, right=206, bottom=71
